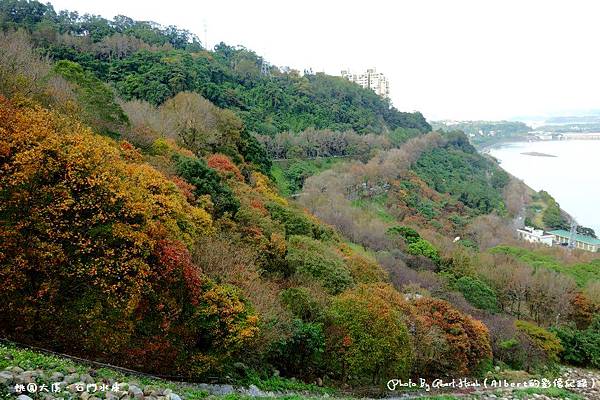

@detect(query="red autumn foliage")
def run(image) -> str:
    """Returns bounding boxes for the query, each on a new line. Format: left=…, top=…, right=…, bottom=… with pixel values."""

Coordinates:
left=411, top=297, right=492, bottom=377
left=250, top=198, right=268, bottom=215
left=120, top=140, right=143, bottom=161
left=207, top=153, right=244, bottom=181
left=568, top=292, right=596, bottom=330
left=240, top=225, right=264, bottom=239
left=171, top=175, right=197, bottom=203
left=153, top=239, right=203, bottom=303
left=126, top=336, right=179, bottom=373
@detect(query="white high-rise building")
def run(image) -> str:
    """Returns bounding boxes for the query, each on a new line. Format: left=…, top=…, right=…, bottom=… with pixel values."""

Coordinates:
left=341, top=68, right=390, bottom=99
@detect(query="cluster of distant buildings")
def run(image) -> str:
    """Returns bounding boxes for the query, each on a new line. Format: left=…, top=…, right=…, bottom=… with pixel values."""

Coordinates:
left=341, top=68, right=390, bottom=99
left=517, top=226, right=600, bottom=252
left=529, top=132, right=600, bottom=141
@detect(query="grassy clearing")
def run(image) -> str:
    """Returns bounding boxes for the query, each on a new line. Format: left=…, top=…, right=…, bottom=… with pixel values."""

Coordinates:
left=350, top=194, right=395, bottom=223
left=240, top=371, right=334, bottom=395
left=270, top=163, right=292, bottom=197
left=0, top=343, right=333, bottom=399
left=343, top=241, right=378, bottom=262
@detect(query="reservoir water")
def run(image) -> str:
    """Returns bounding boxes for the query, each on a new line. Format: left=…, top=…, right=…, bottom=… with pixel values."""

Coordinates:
left=489, top=140, right=600, bottom=235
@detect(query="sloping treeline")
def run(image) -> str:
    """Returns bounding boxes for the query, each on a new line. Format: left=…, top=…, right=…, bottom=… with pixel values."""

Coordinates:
left=1, top=4, right=496, bottom=386
left=256, top=126, right=424, bottom=160
left=0, top=0, right=430, bottom=136
left=298, top=129, right=600, bottom=372
left=298, top=132, right=447, bottom=248
left=2, top=0, right=599, bottom=386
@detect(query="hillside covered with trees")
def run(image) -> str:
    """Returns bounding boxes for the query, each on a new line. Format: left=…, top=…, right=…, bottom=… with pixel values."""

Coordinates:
left=1, top=0, right=599, bottom=396
left=0, top=0, right=429, bottom=136
left=431, top=120, right=531, bottom=147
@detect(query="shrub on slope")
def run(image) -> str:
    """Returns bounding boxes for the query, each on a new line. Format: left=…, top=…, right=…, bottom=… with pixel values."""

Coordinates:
left=325, top=284, right=413, bottom=384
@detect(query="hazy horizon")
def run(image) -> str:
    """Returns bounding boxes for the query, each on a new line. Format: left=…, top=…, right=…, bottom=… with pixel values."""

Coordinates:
left=47, top=0, right=600, bottom=121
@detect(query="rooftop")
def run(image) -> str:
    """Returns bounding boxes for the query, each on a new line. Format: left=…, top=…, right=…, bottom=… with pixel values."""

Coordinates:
left=517, top=227, right=553, bottom=237
left=547, top=230, right=600, bottom=246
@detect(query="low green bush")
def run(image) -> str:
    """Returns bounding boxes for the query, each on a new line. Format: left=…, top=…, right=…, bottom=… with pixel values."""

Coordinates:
left=455, top=276, right=499, bottom=313
left=268, top=319, right=325, bottom=379
left=515, top=320, right=563, bottom=363
left=552, top=316, right=600, bottom=368
left=387, top=225, right=421, bottom=244
left=286, top=236, right=354, bottom=294
left=280, top=287, right=323, bottom=322
left=407, top=239, right=441, bottom=264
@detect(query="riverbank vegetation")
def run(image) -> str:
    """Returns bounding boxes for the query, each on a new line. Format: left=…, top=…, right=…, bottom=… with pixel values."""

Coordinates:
left=430, top=120, right=531, bottom=147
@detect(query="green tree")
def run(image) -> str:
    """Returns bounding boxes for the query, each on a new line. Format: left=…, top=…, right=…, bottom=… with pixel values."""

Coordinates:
left=176, top=155, right=240, bottom=216
left=413, top=138, right=506, bottom=215
left=407, top=239, right=441, bottom=264
left=1, top=1, right=432, bottom=136
left=539, top=190, right=568, bottom=229
left=455, top=276, right=499, bottom=313
left=268, top=319, right=325, bottom=378
left=552, top=316, right=600, bottom=368
left=387, top=225, right=421, bottom=244
left=326, top=284, right=413, bottom=384
left=515, top=320, right=563, bottom=364
left=53, top=60, right=129, bottom=137
left=286, top=235, right=353, bottom=294
left=280, top=287, right=323, bottom=321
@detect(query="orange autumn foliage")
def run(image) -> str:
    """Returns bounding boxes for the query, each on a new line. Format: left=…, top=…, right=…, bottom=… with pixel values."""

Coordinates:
left=411, top=297, right=492, bottom=376
left=250, top=198, right=268, bottom=216
left=568, top=292, right=597, bottom=330
left=120, top=140, right=143, bottom=162
left=0, top=100, right=257, bottom=377
left=171, top=175, right=197, bottom=203
left=207, top=153, right=244, bottom=181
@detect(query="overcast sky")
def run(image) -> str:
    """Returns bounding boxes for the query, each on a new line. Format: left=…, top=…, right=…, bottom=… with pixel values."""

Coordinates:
left=48, top=0, right=600, bottom=121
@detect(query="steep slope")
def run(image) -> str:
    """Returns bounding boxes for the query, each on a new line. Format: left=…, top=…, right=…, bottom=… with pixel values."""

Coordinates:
left=297, top=130, right=600, bottom=374
left=0, top=0, right=599, bottom=390
left=0, top=95, right=495, bottom=383
left=0, top=18, right=493, bottom=386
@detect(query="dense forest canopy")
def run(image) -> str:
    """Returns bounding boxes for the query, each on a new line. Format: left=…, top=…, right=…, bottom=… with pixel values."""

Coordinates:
left=0, top=0, right=430, bottom=136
